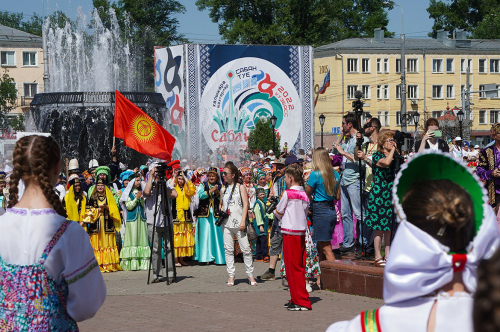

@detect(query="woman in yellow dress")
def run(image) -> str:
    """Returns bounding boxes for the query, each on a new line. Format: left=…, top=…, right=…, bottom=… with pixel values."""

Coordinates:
left=84, top=178, right=122, bottom=272
left=173, top=171, right=196, bottom=266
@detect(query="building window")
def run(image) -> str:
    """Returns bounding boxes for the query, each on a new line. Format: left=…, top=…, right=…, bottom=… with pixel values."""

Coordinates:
left=490, top=110, right=500, bottom=124
left=396, top=59, right=401, bottom=73
left=384, top=59, right=389, bottom=73
left=396, top=112, right=416, bottom=126
left=22, top=52, right=37, bottom=66
left=479, top=85, right=486, bottom=98
left=432, top=85, right=443, bottom=99
left=347, top=85, right=358, bottom=99
left=378, top=111, right=390, bottom=127
left=432, top=111, right=442, bottom=118
left=461, top=58, right=472, bottom=73
left=377, top=59, right=382, bottom=73
left=347, top=58, right=358, bottom=73
left=446, top=85, right=454, bottom=99
left=396, top=85, right=401, bottom=99
left=408, top=85, right=418, bottom=99
left=479, top=59, right=487, bottom=73
left=377, top=84, right=389, bottom=99
left=23, top=83, right=37, bottom=98
left=0, top=51, right=15, bottom=66
left=407, top=58, right=418, bottom=73
left=490, top=59, right=500, bottom=73
left=479, top=110, right=487, bottom=124
left=362, top=58, right=370, bottom=73
left=362, top=85, right=371, bottom=99
left=432, top=59, right=443, bottom=73
left=446, top=59, right=454, bottom=73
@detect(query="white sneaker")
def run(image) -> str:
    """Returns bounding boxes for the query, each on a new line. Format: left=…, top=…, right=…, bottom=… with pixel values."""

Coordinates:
left=306, top=283, right=313, bottom=293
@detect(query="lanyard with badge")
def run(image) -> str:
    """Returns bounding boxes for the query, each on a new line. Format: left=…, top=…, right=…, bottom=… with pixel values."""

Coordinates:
left=225, top=183, right=237, bottom=215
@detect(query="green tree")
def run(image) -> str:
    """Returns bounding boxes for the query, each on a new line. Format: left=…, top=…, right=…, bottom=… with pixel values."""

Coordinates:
left=426, top=0, right=500, bottom=38
left=247, top=119, right=281, bottom=155
left=9, top=114, right=25, bottom=132
left=196, top=0, right=393, bottom=46
left=0, top=11, right=72, bottom=36
left=0, top=70, right=18, bottom=131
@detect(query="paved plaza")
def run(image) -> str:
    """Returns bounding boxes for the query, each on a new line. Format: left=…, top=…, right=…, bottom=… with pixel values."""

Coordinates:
left=79, top=261, right=383, bottom=331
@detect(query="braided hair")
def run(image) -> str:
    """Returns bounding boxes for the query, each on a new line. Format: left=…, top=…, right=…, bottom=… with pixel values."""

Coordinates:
left=8, top=135, right=67, bottom=217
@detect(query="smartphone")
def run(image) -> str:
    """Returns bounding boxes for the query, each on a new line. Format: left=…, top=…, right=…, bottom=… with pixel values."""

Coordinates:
left=432, top=130, right=442, bottom=138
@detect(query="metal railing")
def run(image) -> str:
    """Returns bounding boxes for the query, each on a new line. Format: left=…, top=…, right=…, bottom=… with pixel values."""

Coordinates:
left=30, top=92, right=165, bottom=107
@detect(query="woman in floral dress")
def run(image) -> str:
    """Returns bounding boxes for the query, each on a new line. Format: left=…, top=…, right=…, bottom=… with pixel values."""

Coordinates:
left=362, top=131, right=397, bottom=267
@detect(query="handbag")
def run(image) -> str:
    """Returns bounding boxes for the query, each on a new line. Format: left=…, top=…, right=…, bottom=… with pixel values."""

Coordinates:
left=238, top=184, right=258, bottom=242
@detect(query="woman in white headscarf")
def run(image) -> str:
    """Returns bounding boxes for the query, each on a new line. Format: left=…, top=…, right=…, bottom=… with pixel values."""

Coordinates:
left=327, top=150, right=500, bottom=332
left=119, top=173, right=151, bottom=271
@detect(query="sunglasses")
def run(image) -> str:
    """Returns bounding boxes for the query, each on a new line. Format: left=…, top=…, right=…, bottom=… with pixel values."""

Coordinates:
left=222, top=172, right=227, bottom=176
left=342, top=122, right=347, bottom=125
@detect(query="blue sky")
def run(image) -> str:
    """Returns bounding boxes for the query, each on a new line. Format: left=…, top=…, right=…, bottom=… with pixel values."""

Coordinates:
left=3, top=0, right=434, bottom=42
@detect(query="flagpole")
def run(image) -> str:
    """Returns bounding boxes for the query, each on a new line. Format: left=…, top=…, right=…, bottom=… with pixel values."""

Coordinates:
left=113, top=90, right=116, bottom=148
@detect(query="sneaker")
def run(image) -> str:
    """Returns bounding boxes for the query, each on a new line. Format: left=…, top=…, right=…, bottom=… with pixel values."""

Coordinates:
left=282, top=278, right=288, bottom=287
left=306, top=283, right=313, bottom=293
left=287, top=303, right=311, bottom=311
left=284, top=300, right=292, bottom=308
left=258, top=269, right=276, bottom=281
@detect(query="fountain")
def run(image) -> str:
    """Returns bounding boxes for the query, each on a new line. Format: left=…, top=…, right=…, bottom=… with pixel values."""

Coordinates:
left=29, top=7, right=167, bottom=168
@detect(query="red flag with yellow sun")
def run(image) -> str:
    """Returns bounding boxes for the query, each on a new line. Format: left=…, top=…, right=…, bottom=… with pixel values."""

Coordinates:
left=114, top=90, right=175, bottom=160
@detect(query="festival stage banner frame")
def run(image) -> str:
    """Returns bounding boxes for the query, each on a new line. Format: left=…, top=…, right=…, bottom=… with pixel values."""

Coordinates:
left=154, top=45, right=185, bottom=161
left=184, top=44, right=314, bottom=158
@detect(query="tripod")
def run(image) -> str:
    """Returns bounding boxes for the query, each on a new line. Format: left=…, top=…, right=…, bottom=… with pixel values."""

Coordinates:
left=354, top=133, right=366, bottom=260
left=147, top=178, right=177, bottom=285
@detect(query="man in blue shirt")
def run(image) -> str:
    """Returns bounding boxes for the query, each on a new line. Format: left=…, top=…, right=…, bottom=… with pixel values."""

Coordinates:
left=333, top=114, right=368, bottom=253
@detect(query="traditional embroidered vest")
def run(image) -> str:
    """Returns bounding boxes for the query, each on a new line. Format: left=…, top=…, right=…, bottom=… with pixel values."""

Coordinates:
left=197, top=182, right=221, bottom=218
left=126, top=190, right=146, bottom=222
left=87, top=195, right=116, bottom=234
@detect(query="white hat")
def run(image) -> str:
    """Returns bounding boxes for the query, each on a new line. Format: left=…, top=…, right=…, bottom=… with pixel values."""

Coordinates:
left=68, top=159, right=79, bottom=172
left=89, top=159, right=99, bottom=169
left=149, top=162, right=158, bottom=172
left=68, top=174, right=79, bottom=183
left=269, top=150, right=273, bottom=154
left=455, top=136, right=462, bottom=141
left=474, top=145, right=480, bottom=148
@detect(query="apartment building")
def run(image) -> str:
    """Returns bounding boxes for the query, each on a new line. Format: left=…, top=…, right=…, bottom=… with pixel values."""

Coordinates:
left=314, top=28, right=500, bottom=147
left=0, top=24, right=43, bottom=116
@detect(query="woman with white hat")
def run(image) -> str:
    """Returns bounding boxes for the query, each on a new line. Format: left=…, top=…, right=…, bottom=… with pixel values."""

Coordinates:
left=327, top=151, right=500, bottom=332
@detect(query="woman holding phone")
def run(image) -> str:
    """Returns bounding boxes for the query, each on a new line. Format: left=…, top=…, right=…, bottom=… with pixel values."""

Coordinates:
left=415, top=118, right=449, bottom=153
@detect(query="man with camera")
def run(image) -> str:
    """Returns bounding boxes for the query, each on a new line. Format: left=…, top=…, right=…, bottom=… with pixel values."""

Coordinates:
left=259, top=159, right=287, bottom=282
left=333, top=114, right=368, bottom=254
left=143, top=164, right=178, bottom=283
left=354, top=118, right=381, bottom=258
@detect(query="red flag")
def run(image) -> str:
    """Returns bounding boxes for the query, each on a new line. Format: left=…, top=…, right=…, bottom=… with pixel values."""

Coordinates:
left=114, top=90, right=175, bottom=160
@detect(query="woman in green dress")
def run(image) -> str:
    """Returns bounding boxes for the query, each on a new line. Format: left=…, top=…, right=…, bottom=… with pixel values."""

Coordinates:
left=119, top=173, right=151, bottom=270
left=363, top=131, right=397, bottom=267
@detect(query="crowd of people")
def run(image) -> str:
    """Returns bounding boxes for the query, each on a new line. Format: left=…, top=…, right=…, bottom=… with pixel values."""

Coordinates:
left=2, top=117, right=500, bottom=329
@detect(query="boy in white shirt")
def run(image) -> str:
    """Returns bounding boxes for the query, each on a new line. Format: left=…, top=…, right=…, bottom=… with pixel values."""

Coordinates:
left=274, top=164, right=311, bottom=311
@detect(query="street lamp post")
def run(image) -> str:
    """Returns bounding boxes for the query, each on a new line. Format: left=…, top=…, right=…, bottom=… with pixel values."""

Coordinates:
left=413, top=111, right=420, bottom=134
left=270, top=115, right=277, bottom=153
left=457, top=110, right=464, bottom=139
left=319, top=114, right=326, bottom=148
left=384, top=1, right=406, bottom=132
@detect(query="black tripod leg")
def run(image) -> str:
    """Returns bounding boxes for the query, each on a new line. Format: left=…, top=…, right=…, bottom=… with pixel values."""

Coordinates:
left=148, top=219, right=157, bottom=284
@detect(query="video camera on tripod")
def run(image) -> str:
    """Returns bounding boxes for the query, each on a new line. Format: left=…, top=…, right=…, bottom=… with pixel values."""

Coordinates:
left=352, top=90, right=365, bottom=149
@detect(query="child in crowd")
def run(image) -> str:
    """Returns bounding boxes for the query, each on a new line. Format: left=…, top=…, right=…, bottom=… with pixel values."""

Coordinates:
left=253, top=187, right=269, bottom=261
left=274, top=164, right=312, bottom=311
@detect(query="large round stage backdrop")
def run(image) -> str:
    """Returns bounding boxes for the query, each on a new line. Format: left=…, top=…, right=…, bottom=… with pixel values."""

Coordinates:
left=155, top=44, right=314, bottom=159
